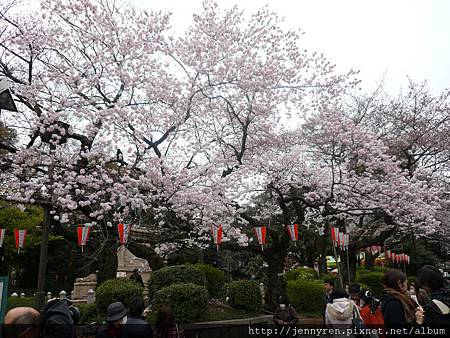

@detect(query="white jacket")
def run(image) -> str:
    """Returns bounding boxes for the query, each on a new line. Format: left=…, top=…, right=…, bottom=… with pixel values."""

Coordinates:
left=325, top=297, right=355, bottom=327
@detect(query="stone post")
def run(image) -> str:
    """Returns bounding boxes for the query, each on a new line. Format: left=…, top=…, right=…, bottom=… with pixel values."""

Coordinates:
left=59, top=290, right=67, bottom=300
left=87, top=289, right=95, bottom=304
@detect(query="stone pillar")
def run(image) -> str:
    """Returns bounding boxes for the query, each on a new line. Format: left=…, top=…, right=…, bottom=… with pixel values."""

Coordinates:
left=259, top=283, right=265, bottom=304
left=59, top=290, right=67, bottom=300
left=87, top=289, right=95, bottom=304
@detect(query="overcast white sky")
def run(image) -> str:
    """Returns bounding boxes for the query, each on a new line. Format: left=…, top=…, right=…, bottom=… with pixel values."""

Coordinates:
left=132, top=0, right=450, bottom=95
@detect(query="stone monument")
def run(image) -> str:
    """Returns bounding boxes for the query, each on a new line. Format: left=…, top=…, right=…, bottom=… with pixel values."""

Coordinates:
left=116, top=245, right=152, bottom=290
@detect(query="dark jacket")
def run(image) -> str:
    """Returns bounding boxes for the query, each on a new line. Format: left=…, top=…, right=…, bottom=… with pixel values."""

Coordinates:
left=322, top=293, right=332, bottom=323
left=273, top=304, right=299, bottom=324
left=96, top=326, right=124, bottom=338
left=41, top=299, right=76, bottom=338
left=123, top=317, right=153, bottom=338
left=381, top=292, right=417, bottom=337
left=423, top=287, right=450, bottom=326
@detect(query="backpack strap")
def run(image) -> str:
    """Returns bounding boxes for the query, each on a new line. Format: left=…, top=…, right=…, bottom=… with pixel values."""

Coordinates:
left=431, top=299, right=450, bottom=315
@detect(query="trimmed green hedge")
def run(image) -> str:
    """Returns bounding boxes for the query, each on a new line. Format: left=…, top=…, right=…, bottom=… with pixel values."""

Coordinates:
left=149, top=265, right=206, bottom=298
left=287, top=280, right=324, bottom=312
left=193, top=263, right=225, bottom=299
left=78, top=303, right=102, bottom=324
left=356, top=272, right=384, bottom=298
left=284, top=267, right=319, bottom=282
left=154, top=283, right=208, bottom=323
left=6, top=297, right=36, bottom=311
left=228, top=280, right=262, bottom=312
left=96, top=278, right=143, bottom=314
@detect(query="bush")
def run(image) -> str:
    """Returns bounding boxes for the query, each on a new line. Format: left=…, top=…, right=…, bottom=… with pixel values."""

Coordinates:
left=228, top=280, right=262, bottom=312
left=287, top=280, right=324, bottom=312
left=284, top=267, right=318, bottom=282
left=148, top=265, right=206, bottom=298
left=7, top=297, right=36, bottom=311
left=154, top=283, right=208, bottom=323
left=407, top=276, right=417, bottom=285
left=78, top=303, right=102, bottom=324
left=96, top=278, right=143, bottom=314
left=193, top=263, right=225, bottom=299
left=356, top=272, right=384, bottom=298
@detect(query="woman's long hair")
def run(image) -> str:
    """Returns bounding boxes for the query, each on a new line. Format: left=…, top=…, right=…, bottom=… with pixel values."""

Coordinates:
left=155, top=304, right=176, bottom=338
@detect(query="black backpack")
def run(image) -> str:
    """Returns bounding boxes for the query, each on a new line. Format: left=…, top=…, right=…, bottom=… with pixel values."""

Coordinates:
left=425, top=299, right=450, bottom=325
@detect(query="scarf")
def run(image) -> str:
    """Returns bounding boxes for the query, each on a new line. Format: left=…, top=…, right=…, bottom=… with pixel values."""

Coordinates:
left=384, top=287, right=417, bottom=323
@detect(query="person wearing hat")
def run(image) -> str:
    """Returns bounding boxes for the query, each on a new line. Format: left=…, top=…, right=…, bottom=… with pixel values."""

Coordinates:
left=96, top=302, right=128, bottom=338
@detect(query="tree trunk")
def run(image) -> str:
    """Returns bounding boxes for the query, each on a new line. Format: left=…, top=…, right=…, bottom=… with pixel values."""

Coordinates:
left=263, top=247, right=287, bottom=311
left=96, top=237, right=118, bottom=285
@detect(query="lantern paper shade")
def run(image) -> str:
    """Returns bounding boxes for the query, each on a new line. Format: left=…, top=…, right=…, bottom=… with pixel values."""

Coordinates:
left=254, top=226, right=267, bottom=249
left=77, top=226, right=91, bottom=253
left=211, top=224, right=223, bottom=250
left=0, top=229, right=6, bottom=248
left=14, top=229, right=27, bottom=253
left=286, top=224, right=299, bottom=242
left=118, top=223, right=131, bottom=245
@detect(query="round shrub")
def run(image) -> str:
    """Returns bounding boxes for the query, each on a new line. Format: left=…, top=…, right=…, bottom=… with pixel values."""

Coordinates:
left=287, top=280, right=324, bottom=312
left=284, top=267, right=319, bottom=282
left=228, top=280, right=262, bottom=312
left=78, top=303, right=102, bottom=324
left=96, top=278, right=143, bottom=314
left=148, top=264, right=206, bottom=298
left=356, top=272, right=384, bottom=298
left=154, top=283, right=208, bottom=323
left=193, top=263, right=225, bottom=299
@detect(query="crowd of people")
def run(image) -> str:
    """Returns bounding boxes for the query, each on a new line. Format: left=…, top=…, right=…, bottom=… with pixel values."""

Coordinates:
left=3, top=295, right=184, bottom=338
left=321, top=265, right=450, bottom=337
left=3, top=264, right=449, bottom=337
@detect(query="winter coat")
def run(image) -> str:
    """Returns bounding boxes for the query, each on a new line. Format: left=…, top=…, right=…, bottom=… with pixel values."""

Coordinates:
left=41, top=299, right=76, bottom=338
left=273, top=305, right=299, bottom=324
left=423, top=287, right=450, bottom=326
left=360, top=304, right=384, bottom=327
left=381, top=292, right=418, bottom=337
left=123, top=317, right=154, bottom=338
left=325, top=298, right=355, bottom=338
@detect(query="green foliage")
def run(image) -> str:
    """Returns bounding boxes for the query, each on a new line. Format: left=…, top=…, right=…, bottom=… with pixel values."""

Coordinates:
left=356, top=272, right=384, bottom=298
left=192, top=263, right=225, bottom=299
left=198, top=305, right=261, bottom=322
left=284, top=267, right=319, bottom=282
left=154, top=283, right=208, bottom=323
left=243, top=255, right=268, bottom=285
left=6, top=297, right=36, bottom=311
left=321, top=274, right=338, bottom=286
left=95, top=278, right=143, bottom=314
left=287, top=280, right=324, bottom=312
left=148, top=265, right=206, bottom=298
left=78, top=303, right=102, bottom=324
left=407, top=276, right=417, bottom=285
left=228, top=280, right=262, bottom=312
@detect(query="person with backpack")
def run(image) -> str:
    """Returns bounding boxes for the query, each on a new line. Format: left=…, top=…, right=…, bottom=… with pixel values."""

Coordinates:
left=325, top=288, right=357, bottom=338
left=359, top=289, right=385, bottom=337
left=416, top=265, right=450, bottom=326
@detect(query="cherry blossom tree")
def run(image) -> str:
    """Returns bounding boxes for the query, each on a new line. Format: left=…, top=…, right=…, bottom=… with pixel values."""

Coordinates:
left=0, top=0, right=359, bottom=288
